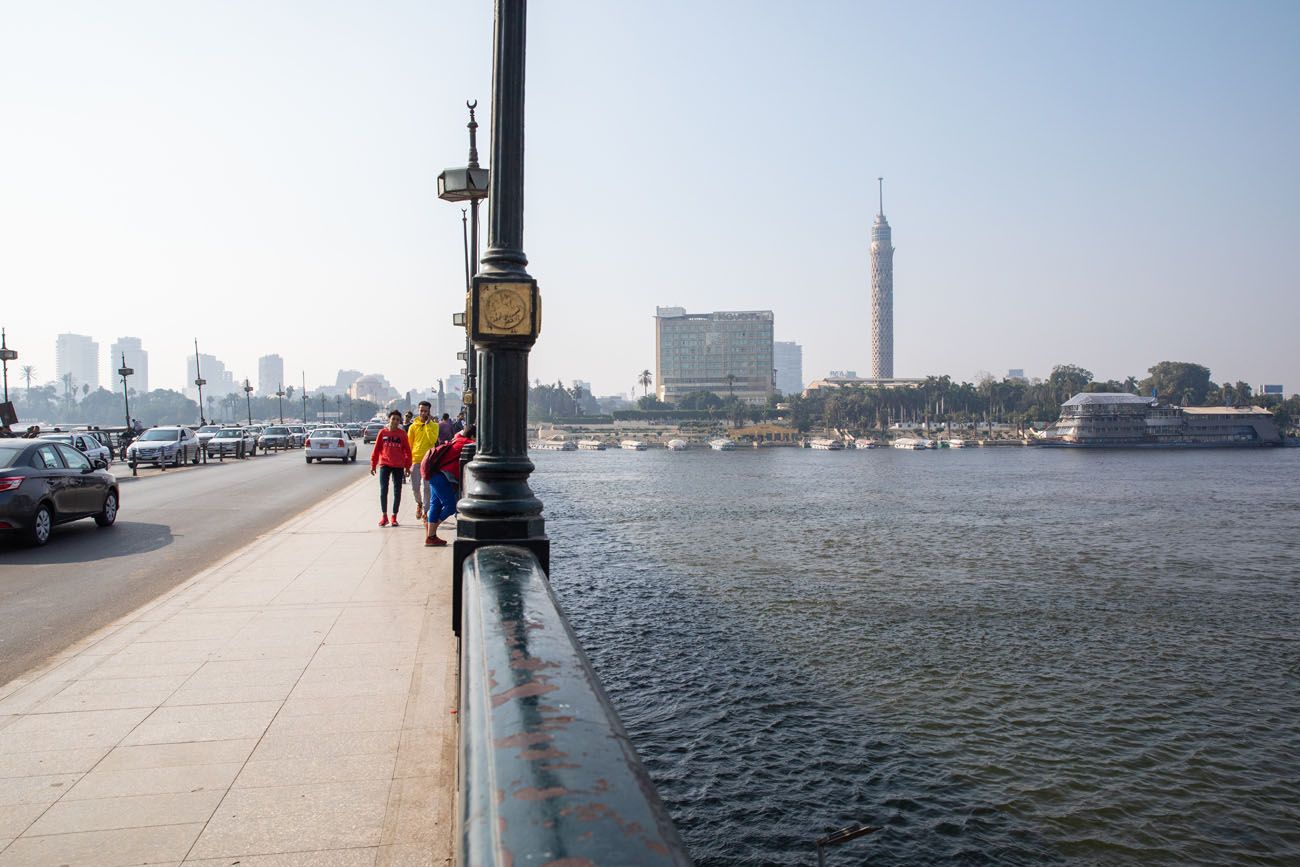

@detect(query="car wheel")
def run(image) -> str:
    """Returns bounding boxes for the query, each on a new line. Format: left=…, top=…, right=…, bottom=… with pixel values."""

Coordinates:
left=26, top=503, right=53, bottom=547
left=191, top=447, right=200, bottom=465
left=248, top=443, right=256, bottom=456
left=305, top=456, right=313, bottom=464
left=94, top=491, right=119, bottom=527
left=172, top=450, right=183, bottom=467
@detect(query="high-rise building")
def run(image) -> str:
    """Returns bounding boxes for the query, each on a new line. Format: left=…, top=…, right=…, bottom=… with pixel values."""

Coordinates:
left=109, top=337, right=149, bottom=394
left=258, top=354, right=284, bottom=395
left=773, top=341, right=804, bottom=396
left=654, top=306, right=774, bottom=405
left=185, top=354, right=236, bottom=404
left=55, top=333, right=99, bottom=395
left=870, top=178, right=894, bottom=379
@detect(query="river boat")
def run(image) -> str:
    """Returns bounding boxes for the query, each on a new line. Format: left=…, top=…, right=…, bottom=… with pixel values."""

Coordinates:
left=809, top=437, right=845, bottom=450
left=620, top=439, right=647, bottom=451
left=1037, top=393, right=1283, bottom=448
left=666, top=439, right=689, bottom=451
left=709, top=438, right=737, bottom=451
left=532, top=438, right=576, bottom=451
left=892, top=437, right=928, bottom=450
left=577, top=439, right=606, bottom=450
left=947, top=438, right=967, bottom=448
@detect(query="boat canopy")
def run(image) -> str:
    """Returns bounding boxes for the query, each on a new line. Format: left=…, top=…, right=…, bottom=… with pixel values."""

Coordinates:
left=1061, top=392, right=1155, bottom=408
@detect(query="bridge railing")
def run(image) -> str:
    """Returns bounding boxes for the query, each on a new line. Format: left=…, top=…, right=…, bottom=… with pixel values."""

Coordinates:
left=460, top=545, right=693, bottom=866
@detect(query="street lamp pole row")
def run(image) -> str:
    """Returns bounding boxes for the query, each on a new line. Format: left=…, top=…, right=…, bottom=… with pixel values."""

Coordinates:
left=0, top=328, right=17, bottom=407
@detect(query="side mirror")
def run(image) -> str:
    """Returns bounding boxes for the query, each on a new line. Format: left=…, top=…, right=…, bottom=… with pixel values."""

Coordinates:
left=93, top=459, right=108, bottom=470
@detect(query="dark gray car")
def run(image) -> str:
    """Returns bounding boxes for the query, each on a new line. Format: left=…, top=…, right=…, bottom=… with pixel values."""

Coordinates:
left=0, top=439, right=119, bottom=546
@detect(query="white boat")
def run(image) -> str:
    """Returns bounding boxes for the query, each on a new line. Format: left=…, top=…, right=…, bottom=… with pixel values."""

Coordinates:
left=809, top=437, right=845, bottom=450
left=892, top=437, right=928, bottom=450
left=620, top=439, right=647, bottom=451
left=533, top=439, right=576, bottom=451
left=577, top=439, right=606, bottom=450
left=666, top=439, right=689, bottom=451
left=709, top=438, right=737, bottom=451
left=947, top=438, right=967, bottom=448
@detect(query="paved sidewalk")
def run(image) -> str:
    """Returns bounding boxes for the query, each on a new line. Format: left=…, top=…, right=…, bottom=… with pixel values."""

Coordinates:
left=0, top=475, right=457, bottom=866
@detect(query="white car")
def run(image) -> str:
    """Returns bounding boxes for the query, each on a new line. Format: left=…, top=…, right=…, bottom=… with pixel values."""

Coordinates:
left=206, top=428, right=258, bottom=458
left=37, top=432, right=112, bottom=468
left=195, top=425, right=225, bottom=449
left=126, top=426, right=201, bottom=468
left=285, top=425, right=307, bottom=447
left=304, top=428, right=358, bottom=464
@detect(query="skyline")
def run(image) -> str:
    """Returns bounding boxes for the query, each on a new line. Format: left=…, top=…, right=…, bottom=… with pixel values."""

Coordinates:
left=3, top=1, right=1299, bottom=397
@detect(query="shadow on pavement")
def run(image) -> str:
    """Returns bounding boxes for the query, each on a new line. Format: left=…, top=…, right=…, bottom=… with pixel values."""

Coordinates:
left=0, top=521, right=174, bottom=563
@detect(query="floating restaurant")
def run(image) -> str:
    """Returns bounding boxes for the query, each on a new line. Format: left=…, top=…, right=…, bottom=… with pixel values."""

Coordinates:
left=1038, top=393, right=1282, bottom=447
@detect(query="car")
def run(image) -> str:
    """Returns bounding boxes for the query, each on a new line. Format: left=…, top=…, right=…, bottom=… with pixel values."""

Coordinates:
left=304, top=428, right=358, bottom=464
left=81, top=429, right=118, bottom=460
left=125, top=426, right=201, bottom=468
left=37, top=432, right=113, bottom=467
left=363, top=423, right=384, bottom=444
left=0, top=439, right=120, bottom=546
left=207, top=427, right=257, bottom=458
left=259, top=426, right=293, bottom=451
left=195, top=425, right=225, bottom=449
left=344, top=424, right=363, bottom=438
left=285, top=425, right=307, bottom=447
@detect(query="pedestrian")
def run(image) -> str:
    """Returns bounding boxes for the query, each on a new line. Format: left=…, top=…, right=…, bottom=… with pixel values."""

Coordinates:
left=437, top=412, right=453, bottom=444
left=423, top=424, right=475, bottom=547
left=452, top=410, right=465, bottom=435
left=403, top=410, right=414, bottom=429
left=406, top=400, right=438, bottom=522
left=369, top=409, right=412, bottom=527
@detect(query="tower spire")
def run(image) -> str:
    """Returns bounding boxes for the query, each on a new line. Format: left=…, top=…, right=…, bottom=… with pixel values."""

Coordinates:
left=877, top=177, right=884, bottom=216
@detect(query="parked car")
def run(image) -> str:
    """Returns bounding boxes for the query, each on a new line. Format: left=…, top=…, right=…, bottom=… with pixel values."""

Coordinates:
left=207, top=428, right=257, bottom=458
left=0, top=439, right=119, bottom=546
left=363, top=422, right=384, bottom=444
left=258, top=426, right=293, bottom=451
left=304, top=428, right=358, bottom=464
left=81, top=429, right=117, bottom=460
left=195, top=425, right=225, bottom=449
left=125, top=426, right=200, bottom=468
left=344, top=424, right=363, bottom=438
left=37, top=432, right=113, bottom=468
left=285, top=425, right=307, bottom=447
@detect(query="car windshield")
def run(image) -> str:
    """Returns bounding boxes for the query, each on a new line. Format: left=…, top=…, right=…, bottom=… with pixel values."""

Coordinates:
left=265, top=427, right=289, bottom=435
left=313, top=430, right=343, bottom=438
left=199, top=426, right=223, bottom=433
left=38, top=434, right=73, bottom=443
left=214, top=430, right=242, bottom=438
left=140, top=429, right=181, bottom=441
left=366, top=424, right=383, bottom=431
left=0, top=443, right=26, bottom=469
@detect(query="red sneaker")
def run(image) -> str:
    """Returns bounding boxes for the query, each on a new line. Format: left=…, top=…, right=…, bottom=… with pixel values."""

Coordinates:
left=425, top=536, right=447, bottom=547
left=378, top=514, right=389, bottom=527
left=391, top=516, right=399, bottom=527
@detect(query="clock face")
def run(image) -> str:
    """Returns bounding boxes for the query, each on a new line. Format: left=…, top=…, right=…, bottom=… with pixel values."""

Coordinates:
left=477, top=282, right=534, bottom=336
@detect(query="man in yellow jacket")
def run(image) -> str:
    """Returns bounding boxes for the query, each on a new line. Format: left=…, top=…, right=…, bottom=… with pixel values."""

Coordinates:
left=406, top=401, right=440, bottom=521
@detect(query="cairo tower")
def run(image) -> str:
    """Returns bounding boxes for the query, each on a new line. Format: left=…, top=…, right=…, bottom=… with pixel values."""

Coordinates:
left=870, top=178, right=894, bottom=379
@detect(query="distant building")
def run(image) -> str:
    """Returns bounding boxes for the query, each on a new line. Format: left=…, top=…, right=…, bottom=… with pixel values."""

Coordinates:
left=1260, top=384, right=1284, bottom=396
left=1008, top=368, right=1026, bottom=381
left=185, top=354, right=236, bottom=403
left=110, top=337, right=149, bottom=394
left=56, top=333, right=99, bottom=394
left=773, top=341, right=804, bottom=396
left=828, top=370, right=858, bottom=379
left=654, top=306, right=774, bottom=405
left=335, top=369, right=363, bottom=391
left=870, top=179, right=895, bottom=379
left=258, top=354, right=284, bottom=395
left=349, top=373, right=399, bottom=404
left=804, top=375, right=925, bottom=393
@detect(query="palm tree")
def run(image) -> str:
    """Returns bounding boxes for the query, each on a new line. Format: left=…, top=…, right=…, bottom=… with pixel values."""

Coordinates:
left=19, top=365, right=35, bottom=399
left=637, top=369, right=652, bottom=397
left=724, top=373, right=736, bottom=398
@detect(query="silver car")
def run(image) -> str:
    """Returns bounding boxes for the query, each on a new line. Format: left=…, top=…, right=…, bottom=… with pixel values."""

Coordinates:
left=207, top=427, right=257, bottom=458
left=195, top=425, right=224, bottom=449
left=37, top=432, right=112, bottom=468
left=126, top=426, right=200, bottom=468
left=285, top=425, right=307, bottom=448
left=304, top=428, right=358, bottom=464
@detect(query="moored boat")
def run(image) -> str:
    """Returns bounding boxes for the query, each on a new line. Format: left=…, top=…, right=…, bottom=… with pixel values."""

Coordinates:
left=620, top=439, right=647, bottom=451
left=577, top=439, right=606, bottom=450
left=532, top=438, right=576, bottom=451
left=947, top=438, right=967, bottom=448
left=809, top=437, right=845, bottom=450
left=666, top=438, right=689, bottom=451
left=892, top=437, right=928, bottom=450
left=709, top=438, right=737, bottom=451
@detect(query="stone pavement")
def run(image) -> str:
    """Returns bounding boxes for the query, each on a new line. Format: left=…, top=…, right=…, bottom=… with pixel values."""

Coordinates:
left=0, top=475, right=457, bottom=866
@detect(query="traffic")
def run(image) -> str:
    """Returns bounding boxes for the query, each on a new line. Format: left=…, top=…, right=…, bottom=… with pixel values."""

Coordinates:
left=0, top=419, right=370, bottom=547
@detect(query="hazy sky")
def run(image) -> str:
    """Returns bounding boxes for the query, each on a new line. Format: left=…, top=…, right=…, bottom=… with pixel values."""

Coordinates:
left=3, top=1, right=1299, bottom=398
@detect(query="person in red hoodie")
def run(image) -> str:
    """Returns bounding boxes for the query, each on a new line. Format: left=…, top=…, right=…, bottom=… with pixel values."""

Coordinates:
left=370, top=410, right=412, bottom=527
left=421, top=424, right=475, bottom=546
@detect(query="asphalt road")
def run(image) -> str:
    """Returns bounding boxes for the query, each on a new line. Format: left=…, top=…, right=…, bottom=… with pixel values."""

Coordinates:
left=0, top=444, right=375, bottom=687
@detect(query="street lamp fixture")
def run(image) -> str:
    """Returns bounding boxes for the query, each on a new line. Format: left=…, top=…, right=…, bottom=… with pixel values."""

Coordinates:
left=193, top=339, right=207, bottom=426
left=244, top=379, right=254, bottom=425
left=276, top=384, right=285, bottom=423
left=0, top=327, right=18, bottom=406
left=118, top=353, right=135, bottom=433
left=439, top=101, right=490, bottom=429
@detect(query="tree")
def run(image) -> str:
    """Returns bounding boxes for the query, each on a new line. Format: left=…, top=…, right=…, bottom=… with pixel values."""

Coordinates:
left=724, top=373, right=737, bottom=398
left=1141, top=362, right=1212, bottom=406
left=637, top=369, right=652, bottom=397
left=1048, top=364, right=1093, bottom=403
left=677, top=390, right=724, bottom=410
left=19, top=365, right=35, bottom=399
left=636, top=395, right=671, bottom=410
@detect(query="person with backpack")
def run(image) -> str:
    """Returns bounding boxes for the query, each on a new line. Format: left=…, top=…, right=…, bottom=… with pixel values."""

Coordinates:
left=370, top=410, right=412, bottom=527
left=422, top=424, right=475, bottom=547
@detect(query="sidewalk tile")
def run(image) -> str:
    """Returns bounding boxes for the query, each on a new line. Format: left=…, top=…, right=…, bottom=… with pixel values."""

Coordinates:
left=26, top=789, right=224, bottom=835
left=185, top=849, right=378, bottom=867
left=0, top=822, right=203, bottom=866
left=63, top=762, right=243, bottom=800
left=375, top=842, right=438, bottom=866
left=0, top=748, right=109, bottom=778
left=0, top=804, right=46, bottom=838
left=233, top=754, right=397, bottom=789
left=0, top=774, right=79, bottom=807
left=250, top=731, right=400, bottom=762
left=95, top=739, right=259, bottom=772
left=122, top=702, right=280, bottom=746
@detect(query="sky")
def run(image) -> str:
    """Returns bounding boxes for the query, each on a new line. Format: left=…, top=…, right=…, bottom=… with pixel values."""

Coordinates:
left=3, top=0, right=1299, bottom=399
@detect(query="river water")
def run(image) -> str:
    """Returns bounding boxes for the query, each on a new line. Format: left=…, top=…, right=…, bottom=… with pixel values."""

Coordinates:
left=530, top=446, right=1300, bottom=866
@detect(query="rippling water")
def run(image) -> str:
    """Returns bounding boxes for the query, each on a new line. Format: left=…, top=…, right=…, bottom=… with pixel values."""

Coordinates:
left=530, top=446, right=1300, bottom=866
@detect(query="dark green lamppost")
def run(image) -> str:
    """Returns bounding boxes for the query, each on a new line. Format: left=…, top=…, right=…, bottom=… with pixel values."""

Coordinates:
left=452, top=0, right=547, bottom=605
left=438, top=101, right=490, bottom=428
left=300, top=372, right=307, bottom=422
left=193, top=339, right=207, bottom=426
left=244, top=379, right=254, bottom=425
left=118, top=354, right=134, bottom=432
left=276, top=384, right=285, bottom=423
left=0, top=328, right=16, bottom=405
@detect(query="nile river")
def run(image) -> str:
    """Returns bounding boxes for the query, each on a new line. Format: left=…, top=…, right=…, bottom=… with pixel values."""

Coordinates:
left=531, top=446, right=1300, bottom=866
